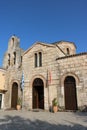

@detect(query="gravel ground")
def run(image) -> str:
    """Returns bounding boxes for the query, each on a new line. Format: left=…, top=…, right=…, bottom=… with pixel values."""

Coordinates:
left=0, top=110, right=87, bottom=130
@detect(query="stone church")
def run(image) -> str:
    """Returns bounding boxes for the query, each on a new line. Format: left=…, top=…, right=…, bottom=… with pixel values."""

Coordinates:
left=0, top=35, right=87, bottom=111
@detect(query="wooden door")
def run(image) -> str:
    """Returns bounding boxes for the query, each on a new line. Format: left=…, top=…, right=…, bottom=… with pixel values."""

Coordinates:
left=38, top=86, right=44, bottom=109
left=33, top=86, right=38, bottom=109
left=64, top=76, right=77, bottom=110
left=11, top=83, right=18, bottom=109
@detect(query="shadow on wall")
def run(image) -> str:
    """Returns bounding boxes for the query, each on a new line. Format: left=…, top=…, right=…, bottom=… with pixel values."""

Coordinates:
left=0, top=115, right=87, bottom=130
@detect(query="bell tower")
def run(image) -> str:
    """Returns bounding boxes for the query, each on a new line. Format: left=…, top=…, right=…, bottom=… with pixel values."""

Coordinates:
left=3, top=35, right=24, bottom=69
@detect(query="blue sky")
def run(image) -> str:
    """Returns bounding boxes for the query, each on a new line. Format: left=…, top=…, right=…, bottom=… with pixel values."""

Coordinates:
left=0, top=0, right=87, bottom=66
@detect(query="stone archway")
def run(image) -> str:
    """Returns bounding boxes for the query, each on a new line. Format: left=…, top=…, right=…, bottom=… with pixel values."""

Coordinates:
left=64, top=76, right=78, bottom=110
left=32, top=78, right=44, bottom=109
left=11, top=82, right=18, bottom=109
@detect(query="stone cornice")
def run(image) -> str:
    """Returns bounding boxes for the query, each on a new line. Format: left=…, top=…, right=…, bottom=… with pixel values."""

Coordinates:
left=56, top=52, right=87, bottom=60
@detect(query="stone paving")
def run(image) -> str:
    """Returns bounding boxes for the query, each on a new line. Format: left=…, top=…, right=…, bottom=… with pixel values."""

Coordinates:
left=0, top=110, right=87, bottom=130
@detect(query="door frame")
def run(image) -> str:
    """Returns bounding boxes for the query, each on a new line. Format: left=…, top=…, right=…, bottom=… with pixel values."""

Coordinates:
left=32, top=78, right=44, bottom=109
left=11, top=82, right=18, bottom=109
left=60, top=72, right=79, bottom=110
left=64, top=76, right=78, bottom=110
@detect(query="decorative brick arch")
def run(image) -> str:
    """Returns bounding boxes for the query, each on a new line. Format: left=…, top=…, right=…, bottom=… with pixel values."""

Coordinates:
left=60, top=72, right=80, bottom=87
left=11, top=79, right=20, bottom=88
left=30, top=74, right=46, bottom=88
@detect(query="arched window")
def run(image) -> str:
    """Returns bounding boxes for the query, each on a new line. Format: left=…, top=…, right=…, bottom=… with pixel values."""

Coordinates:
left=67, top=48, right=70, bottom=55
left=39, top=52, right=42, bottom=67
left=14, top=52, right=16, bottom=65
left=35, top=53, right=38, bottom=67
left=34, top=52, right=42, bottom=67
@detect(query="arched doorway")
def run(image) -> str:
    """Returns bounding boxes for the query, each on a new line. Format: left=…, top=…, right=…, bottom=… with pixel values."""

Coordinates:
left=64, top=76, right=77, bottom=110
left=11, top=82, right=18, bottom=109
left=33, top=78, right=44, bottom=109
left=0, top=94, right=2, bottom=109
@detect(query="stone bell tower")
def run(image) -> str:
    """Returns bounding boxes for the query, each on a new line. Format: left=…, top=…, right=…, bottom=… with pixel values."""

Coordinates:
left=3, top=35, right=24, bottom=69
left=3, top=35, right=24, bottom=109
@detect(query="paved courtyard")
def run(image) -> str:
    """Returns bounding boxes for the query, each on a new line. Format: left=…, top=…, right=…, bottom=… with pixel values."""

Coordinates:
left=0, top=110, right=87, bottom=130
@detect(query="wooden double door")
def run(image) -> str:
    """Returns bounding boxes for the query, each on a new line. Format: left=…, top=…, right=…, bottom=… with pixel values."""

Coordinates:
left=33, top=78, right=44, bottom=109
left=64, top=76, right=77, bottom=110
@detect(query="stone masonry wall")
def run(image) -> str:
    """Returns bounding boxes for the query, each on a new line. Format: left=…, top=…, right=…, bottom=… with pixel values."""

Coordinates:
left=57, top=53, right=87, bottom=108
left=4, top=68, right=22, bottom=109
left=23, top=43, right=60, bottom=110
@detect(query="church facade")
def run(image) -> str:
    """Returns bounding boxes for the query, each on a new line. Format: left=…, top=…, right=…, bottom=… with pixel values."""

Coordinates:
left=0, top=35, right=87, bottom=110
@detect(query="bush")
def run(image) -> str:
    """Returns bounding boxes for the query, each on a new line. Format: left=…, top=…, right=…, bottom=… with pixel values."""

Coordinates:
left=17, top=97, right=22, bottom=105
left=52, top=98, right=58, bottom=106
